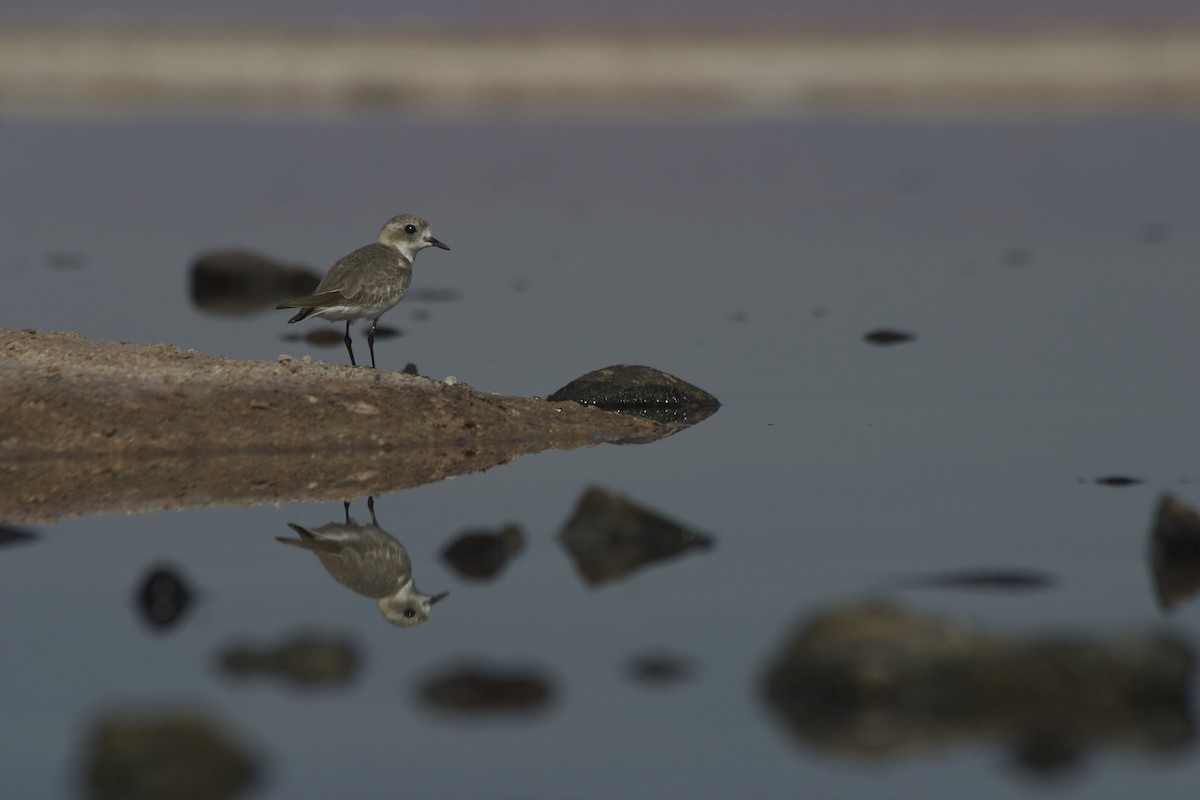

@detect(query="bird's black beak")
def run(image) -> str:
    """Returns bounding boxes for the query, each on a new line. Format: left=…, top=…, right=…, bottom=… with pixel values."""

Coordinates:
left=427, top=237, right=450, bottom=251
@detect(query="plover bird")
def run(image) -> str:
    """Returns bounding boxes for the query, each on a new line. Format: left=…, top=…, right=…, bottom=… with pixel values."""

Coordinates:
left=276, top=214, right=450, bottom=368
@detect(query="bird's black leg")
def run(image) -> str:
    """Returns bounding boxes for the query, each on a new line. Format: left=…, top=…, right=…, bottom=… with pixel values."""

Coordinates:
left=342, top=500, right=351, bottom=524
left=367, top=496, right=377, bottom=525
left=343, top=321, right=357, bottom=367
left=367, top=319, right=378, bottom=369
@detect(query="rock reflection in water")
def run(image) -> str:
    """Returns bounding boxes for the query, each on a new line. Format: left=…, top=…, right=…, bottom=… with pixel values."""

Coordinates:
left=762, top=602, right=1194, bottom=778
left=277, top=497, right=448, bottom=627
left=84, top=710, right=259, bottom=800
left=558, top=486, right=714, bottom=587
left=420, top=663, right=554, bottom=715
left=189, top=250, right=319, bottom=317
left=1149, top=493, right=1200, bottom=611
left=884, top=567, right=1054, bottom=592
left=440, top=524, right=524, bottom=581
left=218, top=633, right=359, bottom=688
left=135, top=565, right=194, bottom=632
left=0, top=524, right=37, bottom=547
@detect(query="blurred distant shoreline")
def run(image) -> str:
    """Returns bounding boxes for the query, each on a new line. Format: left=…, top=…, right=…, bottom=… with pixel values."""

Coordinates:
left=3, top=24, right=1200, bottom=115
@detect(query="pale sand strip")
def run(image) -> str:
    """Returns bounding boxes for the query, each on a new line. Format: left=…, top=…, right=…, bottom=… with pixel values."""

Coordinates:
left=2, top=26, right=1200, bottom=114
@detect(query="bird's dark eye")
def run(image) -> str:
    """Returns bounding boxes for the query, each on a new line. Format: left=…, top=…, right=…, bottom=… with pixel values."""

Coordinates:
left=404, top=608, right=416, bottom=618
left=404, top=224, right=417, bottom=234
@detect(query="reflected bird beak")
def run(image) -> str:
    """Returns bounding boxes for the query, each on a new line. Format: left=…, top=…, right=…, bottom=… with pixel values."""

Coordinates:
left=430, top=591, right=450, bottom=604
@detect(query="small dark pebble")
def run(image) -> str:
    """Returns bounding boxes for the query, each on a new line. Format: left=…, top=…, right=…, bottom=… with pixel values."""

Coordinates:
left=863, top=329, right=914, bottom=346
left=1095, top=476, right=1144, bottom=487
left=628, top=652, right=694, bottom=685
left=401, top=362, right=419, bottom=376
left=887, top=568, right=1055, bottom=591
left=136, top=566, right=194, bottom=631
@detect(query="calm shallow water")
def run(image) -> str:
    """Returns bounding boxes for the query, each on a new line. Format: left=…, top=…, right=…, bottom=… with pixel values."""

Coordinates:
left=2, top=111, right=1200, bottom=798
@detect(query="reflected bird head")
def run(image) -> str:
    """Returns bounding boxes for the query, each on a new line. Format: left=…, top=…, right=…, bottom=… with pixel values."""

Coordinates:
left=377, top=585, right=450, bottom=627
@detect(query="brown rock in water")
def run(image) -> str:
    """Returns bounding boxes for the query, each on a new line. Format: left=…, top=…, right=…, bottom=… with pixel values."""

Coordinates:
left=441, top=524, right=524, bottom=580
left=548, top=365, right=719, bottom=426
left=558, top=486, right=714, bottom=586
left=1150, top=493, right=1200, bottom=610
left=217, top=634, right=359, bottom=687
left=84, top=711, right=258, bottom=800
left=761, top=602, right=1194, bottom=776
left=190, top=250, right=319, bottom=316
left=420, top=664, right=554, bottom=714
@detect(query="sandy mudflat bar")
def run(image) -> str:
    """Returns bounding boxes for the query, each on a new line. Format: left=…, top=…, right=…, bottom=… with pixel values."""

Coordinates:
left=2, top=25, right=1200, bottom=114
left=0, top=328, right=659, bottom=522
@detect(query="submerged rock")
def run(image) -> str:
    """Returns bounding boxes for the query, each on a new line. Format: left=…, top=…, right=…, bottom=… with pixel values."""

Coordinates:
left=190, top=250, right=319, bottom=316
left=1150, top=493, right=1200, bottom=610
left=761, top=601, right=1194, bottom=776
left=547, top=365, right=719, bottom=426
left=217, top=634, right=359, bottom=688
left=84, top=711, right=259, bottom=800
left=420, top=664, right=554, bottom=714
left=440, top=524, right=524, bottom=580
left=558, top=486, right=714, bottom=586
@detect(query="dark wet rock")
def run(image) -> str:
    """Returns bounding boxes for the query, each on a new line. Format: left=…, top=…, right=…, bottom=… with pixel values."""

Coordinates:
left=863, top=328, right=914, bottom=346
left=547, top=365, right=719, bottom=426
left=761, top=602, right=1194, bottom=775
left=217, top=633, right=359, bottom=687
left=1150, top=493, right=1200, bottom=610
left=1095, top=475, right=1144, bottom=487
left=84, top=711, right=258, bottom=800
left=190, top=250, right=319, bottom=316
left=420, top=664, right=554, bottom=714
left=627, top=651, right=694, bottom=686
left=558, top=487, right=714, bottom=586
left=136, top=566, right=194, bottom=631
left=885, top=567, right=1054, bottom=591
left=0, top=525, right=37, bottom=547
left=441, top=524, right=524, bottom=580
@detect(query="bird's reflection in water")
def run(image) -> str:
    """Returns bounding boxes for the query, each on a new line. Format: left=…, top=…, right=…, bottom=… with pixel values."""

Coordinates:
left=278, top=497, right=448, bottom=627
